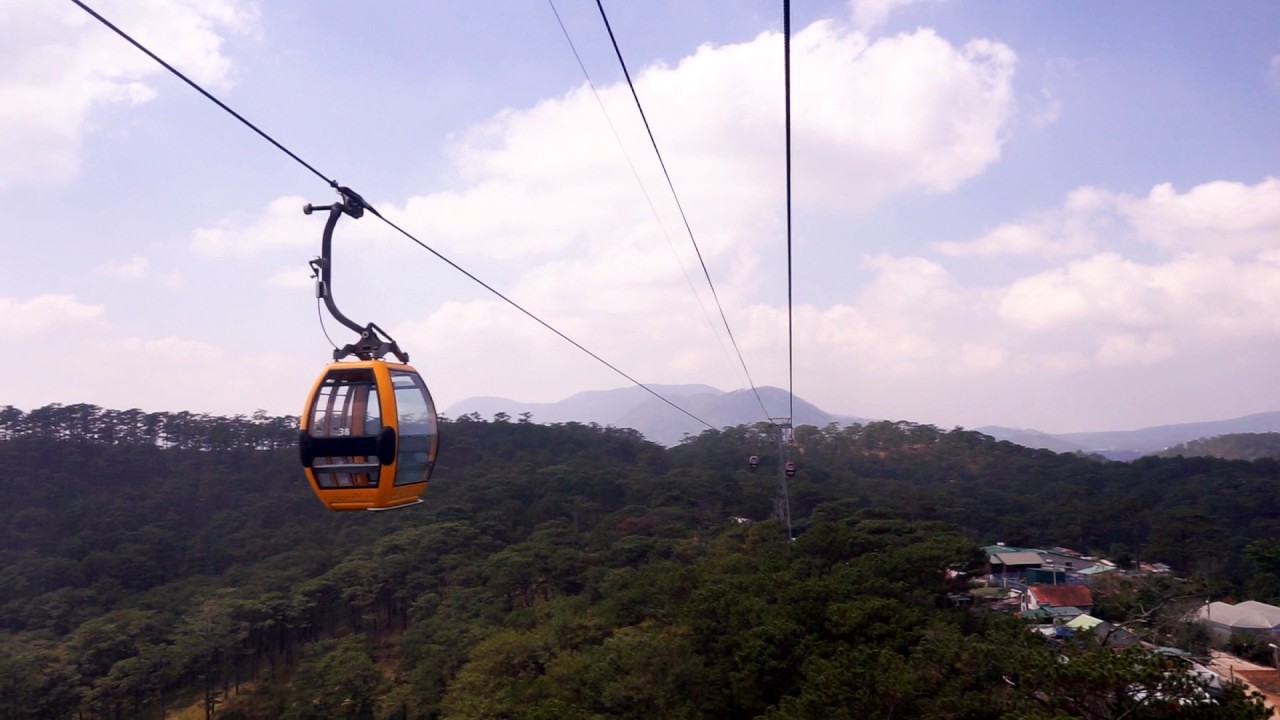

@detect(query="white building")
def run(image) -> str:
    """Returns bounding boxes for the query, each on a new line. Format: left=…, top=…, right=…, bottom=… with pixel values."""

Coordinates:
left=1197, top=600, right=1280, bottom=640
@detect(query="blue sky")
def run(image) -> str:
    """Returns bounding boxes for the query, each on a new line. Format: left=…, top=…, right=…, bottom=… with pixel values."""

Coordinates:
left=3, top=0, right=1279, bottom=434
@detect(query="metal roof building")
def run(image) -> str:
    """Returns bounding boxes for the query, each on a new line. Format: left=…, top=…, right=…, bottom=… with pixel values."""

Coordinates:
left=991, top=551, right=1044, bottom=568
left=1197, top=600, right=1280, bottom=636
left=1027, top=584, right=1095, bottom=610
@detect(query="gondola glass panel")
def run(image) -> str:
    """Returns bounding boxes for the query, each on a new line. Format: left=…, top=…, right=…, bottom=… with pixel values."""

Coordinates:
left=300, top=361, right=438, bottom=511
left=309, top=368, right=382, bottom=489
left=390, top=370, right=439, bottom=487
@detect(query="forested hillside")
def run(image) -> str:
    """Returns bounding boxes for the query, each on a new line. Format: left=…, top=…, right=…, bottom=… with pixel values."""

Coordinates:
left=0, top=404, right=1276, bottom=718
left=1156, top=432, right=1280, bottom=461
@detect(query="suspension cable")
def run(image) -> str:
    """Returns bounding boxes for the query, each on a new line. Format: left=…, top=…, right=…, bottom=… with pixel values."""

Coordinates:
left=594, top=0, right=775, bottom=426
left=544, top=0, right=737, bottom=375
left=360, top=206, right=716, bottom=430
left=784, top=0, right=795, bottom=423
left=70, top=0, right=719, bottom=433
left=69, top=0, right=335, bottom=188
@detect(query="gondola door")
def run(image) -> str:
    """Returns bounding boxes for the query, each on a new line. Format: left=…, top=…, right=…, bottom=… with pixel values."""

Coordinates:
left=301, top=364, right=389, bottom=510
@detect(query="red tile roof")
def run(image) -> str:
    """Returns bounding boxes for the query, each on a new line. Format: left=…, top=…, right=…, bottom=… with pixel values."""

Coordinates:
left=1030, top=585, right=1093, bottom=608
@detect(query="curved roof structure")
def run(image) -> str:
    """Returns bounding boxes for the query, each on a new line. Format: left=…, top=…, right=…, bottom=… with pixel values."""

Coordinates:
left=1198, top=600, right=1280, bottom=630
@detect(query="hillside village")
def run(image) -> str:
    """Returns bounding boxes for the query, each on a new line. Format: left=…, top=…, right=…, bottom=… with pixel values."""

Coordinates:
left=980, top=543, right=1280, bottom=711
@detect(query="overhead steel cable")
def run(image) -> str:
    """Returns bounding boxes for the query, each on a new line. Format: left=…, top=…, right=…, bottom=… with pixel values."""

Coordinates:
left=593, top=0, right=775, bottom=426
left=544, top=0, right=737, bottom=376
left=354, top=205, right=717, bottom=431
left=70, top=0, right=719, bottom=433
left=784, top=0, right=795, bottom=422
left=68, top=0, right=334, bottom=188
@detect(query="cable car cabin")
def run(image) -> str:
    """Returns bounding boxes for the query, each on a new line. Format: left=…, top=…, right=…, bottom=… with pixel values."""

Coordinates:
left=784, top=460, right=797, bottom=478
left=748, top=455, right=760, bottom=470
left=299, top=360, right=439, bottom=511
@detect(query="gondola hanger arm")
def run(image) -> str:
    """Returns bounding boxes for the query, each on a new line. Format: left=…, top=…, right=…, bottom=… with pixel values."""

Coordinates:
left=304, top=187, right=408, bottom=363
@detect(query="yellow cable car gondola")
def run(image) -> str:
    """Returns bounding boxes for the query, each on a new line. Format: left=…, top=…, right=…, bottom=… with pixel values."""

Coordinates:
left=298, top=189, right=439, bottom=511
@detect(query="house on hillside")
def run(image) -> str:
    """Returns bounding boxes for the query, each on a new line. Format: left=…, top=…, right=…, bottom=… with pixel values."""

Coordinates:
left=1067, top=614, right=1141, bottom=648
left=1079, top=564, right=1116, bottom=579
left=983, top=544, right=1101, bottom=583
left=1024, top=605, right=1087, bottom=623
left=989, top=551, right=1043, bottom=580
left=1025, top=567, right=1068, bottom=585
left=1038, top=550, right=1099, bottom=574
left=1022, top=584, right=1094, bottom=616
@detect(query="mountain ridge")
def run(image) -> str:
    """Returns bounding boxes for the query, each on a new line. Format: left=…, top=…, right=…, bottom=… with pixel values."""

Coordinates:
left=979, top=411, right=1280, bottom=459
left=447, top=385, right=863, bottom=446
left=447, top=386, right=1280, bottom=457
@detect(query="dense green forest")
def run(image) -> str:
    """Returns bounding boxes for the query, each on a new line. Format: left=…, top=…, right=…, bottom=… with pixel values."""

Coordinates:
left=1156, top=432, right=1280, bottom=461
left=1, top=403, right=1277, bottom=718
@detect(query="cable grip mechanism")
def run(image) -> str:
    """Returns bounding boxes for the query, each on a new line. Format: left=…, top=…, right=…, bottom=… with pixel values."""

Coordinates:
left=304, top=187, right=409, bottom=363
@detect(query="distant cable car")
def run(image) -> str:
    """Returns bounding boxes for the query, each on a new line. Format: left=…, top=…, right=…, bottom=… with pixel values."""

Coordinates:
left=297, top=190, right=439, bottom=511
left=784, top=460, right=796, bottom=478
left=748, top=454, right=760, bottom=470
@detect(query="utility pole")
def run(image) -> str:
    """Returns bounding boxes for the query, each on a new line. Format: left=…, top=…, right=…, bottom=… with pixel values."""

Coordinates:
left=771, top=418, right=793, bottom=539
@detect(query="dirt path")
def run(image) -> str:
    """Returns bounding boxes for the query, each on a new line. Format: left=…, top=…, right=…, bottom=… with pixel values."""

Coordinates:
left=1209, top=651, right=1279, bottom=717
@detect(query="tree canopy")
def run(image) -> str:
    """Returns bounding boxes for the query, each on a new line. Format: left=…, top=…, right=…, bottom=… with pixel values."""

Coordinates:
left=0, top=404, right=1273, bottom=718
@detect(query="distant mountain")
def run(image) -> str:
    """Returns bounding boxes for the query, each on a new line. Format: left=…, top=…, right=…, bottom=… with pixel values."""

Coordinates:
left=451, top=387, right=1280, bottom=458
left=446, top=384, right=722, bottom=427
left=446, top=385, right=866, bottom=446
left=975, top=427, right=1090, bottom=455
left=981, top=411, right=1280, bottom=459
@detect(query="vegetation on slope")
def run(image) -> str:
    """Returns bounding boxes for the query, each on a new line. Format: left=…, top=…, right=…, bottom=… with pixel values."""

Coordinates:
left=1155, top=432, right=1280, bottom=461
left=0, top=404, right=1275, bottom=718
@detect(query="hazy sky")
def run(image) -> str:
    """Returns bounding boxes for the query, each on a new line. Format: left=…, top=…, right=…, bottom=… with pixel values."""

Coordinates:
left=3, top=0, right=1279, bottom=433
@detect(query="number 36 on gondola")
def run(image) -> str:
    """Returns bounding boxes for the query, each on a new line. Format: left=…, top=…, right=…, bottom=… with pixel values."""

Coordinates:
left=300, top=360, right=439, bottom=511
left=295, top=189, right=440, bottom=512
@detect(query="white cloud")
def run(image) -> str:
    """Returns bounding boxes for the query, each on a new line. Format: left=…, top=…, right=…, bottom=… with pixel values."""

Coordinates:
left=861, top=254, right=958, bottom=309
left=921, top=177, right=1280, bottom=400
left=94, top=255, right=149, bottom=280
left=1095, top=333, right=1173, bottom=368
left=850, top=0, right=930, bottom=32
left=268, top=265, right=315, bottom=289
left=0, top=294, right=105, bottom=336
left=392, top=298, right=624, bottom=406
left=957, top=342, right=1007, bottom=373
left=940, top=223, right=1047, bottom=257
left=1036, top=351, right=1090, bottom=375
left=998, top=260, right=1099, bottom=331
left=384, top=20, right=1016, bottom=263
left=834, top=256, right=984, bottom=374
left=999, top=251, right=1280, bottom=340
left=190, top=196, right=316, bottom=257
left=198, top=14, right=1021, bottom=410
left=0, top=0, right=257, bottom=188
left=105, top=335, right=222, bottom=362
left=941, top=177, right=1280, bottom=259
left=1119, top=178, right=1280, bottom=254
left=0, top=329, right=305, bottom=415
left=937, top=186, right=1116, bottom=258
left=793, top=28, right=1016, bottom=205
left=1027, top=87, right=1062, bottom=127
left=174, top=11, right=1021, bottom=423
